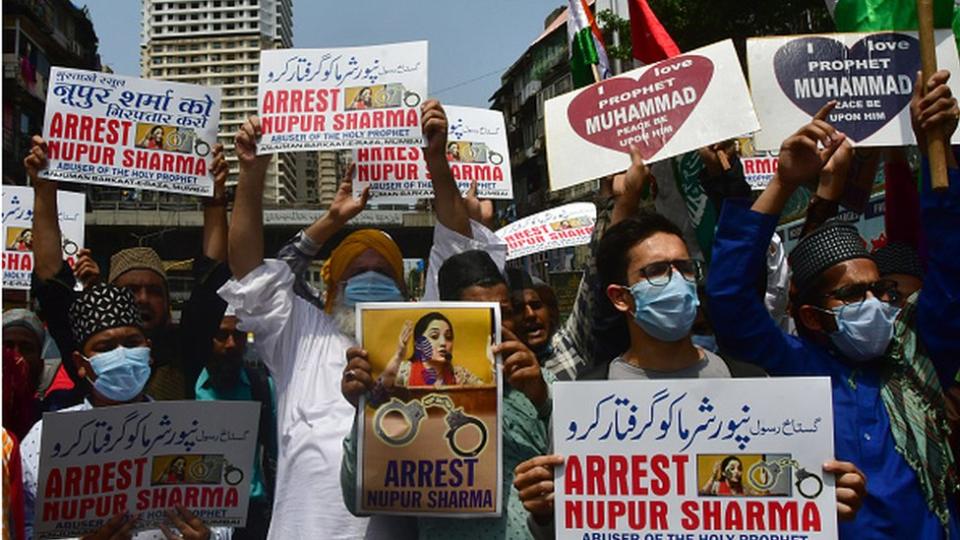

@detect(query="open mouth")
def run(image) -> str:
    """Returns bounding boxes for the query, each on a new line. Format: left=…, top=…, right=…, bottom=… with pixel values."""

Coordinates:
left=525, top=324, right=546, bottom=341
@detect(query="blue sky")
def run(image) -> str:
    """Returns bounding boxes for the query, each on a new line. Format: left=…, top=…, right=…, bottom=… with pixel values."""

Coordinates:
left=80, top=0, right=567, bottom=107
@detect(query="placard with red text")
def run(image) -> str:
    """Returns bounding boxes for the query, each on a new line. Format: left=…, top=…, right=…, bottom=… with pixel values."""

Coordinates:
left=257, top=41, right=427, bottom=153
left=553, top=378, right=836, bottom=539
left=747, top=30, right=960, bottom=150
left=494, top=202, right=596, bottom=260
left=34, top=401, right=259, bottom=539
left=544, top=40, right=759, bottom=191
left=351, top=106, right=513, bottom=199
left=2, top=186, right=85, bottom=290
left=41, top=67, right=221, bottom=196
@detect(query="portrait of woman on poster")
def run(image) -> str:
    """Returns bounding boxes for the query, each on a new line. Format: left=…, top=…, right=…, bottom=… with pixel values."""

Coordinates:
left=138, top=125, right=165, bottom=150
left=382, top=312, right=483, bottom=388
left=349, top=86, right=373, bottom=110
left=9, top=229, right=32, bottom=251
left=700, top=456, right=765, bottom=496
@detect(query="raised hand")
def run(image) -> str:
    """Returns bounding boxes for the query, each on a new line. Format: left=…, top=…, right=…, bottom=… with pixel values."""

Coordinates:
left=496, top=326, right=547, bottom=408
left=698, top=140, right=737, bottom=177
left=234, top=115, right=271, bottom=171
left=24, top=135, right=52, bottom=188
left=776, top=101, right=846, bottom=189
left=464, top=179, right=496, bottom=229
left=210, top=143, right=228, bottom=198
left=328, top=162, right=370, bottom=226
left=911, top=69, right=960, bottom=152
left=816, top=139, right=854, bottom=202
left=73, top=248, right=102, bottom=288
left=421, top=99, right=449, bottom=163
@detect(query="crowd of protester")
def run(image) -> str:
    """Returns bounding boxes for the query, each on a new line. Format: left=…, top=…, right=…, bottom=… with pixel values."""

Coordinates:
left=2, top=68, right=960, bottom=540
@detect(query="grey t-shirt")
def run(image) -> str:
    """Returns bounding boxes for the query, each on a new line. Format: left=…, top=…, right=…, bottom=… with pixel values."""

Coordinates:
left=607, top=348, right=731, bottom=380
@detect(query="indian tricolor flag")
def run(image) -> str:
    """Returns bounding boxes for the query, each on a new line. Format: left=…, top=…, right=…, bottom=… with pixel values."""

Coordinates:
left=567, top=0, right=611, bottom=88
left=825, top=0, right=955, bottom=31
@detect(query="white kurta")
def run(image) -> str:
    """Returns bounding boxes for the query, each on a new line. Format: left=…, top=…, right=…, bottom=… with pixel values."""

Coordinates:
left=219, top=260, right=368, bottom=540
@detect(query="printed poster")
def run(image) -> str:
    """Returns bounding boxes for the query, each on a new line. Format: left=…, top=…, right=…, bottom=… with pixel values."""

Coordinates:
left=495, top=202, right=596, bottom=260
left=748, top=30, right=960, bottom=150
left=553, top=378, right=837, bottom=539
left=34, top=401, right=259, bottom=539
left=351, top=105, right=514, bottom=199
left=737, top=136, right=780, bottom=190
left=545, top=39, right=759, bottom=191
left=356, top=302, right=502, bottom=516
left=778, top=192, right=886, bottom=255
left=257, top=41, right=427, bottom=153
left=2, top=186, right=85, bottom=290
left=41, top=67, right=221, bottom=196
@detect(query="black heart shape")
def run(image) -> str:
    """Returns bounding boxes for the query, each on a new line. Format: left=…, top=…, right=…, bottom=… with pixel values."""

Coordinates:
left=773, top=33, right=920, bottom=142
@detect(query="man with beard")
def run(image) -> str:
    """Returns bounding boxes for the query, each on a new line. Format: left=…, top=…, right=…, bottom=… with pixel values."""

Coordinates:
left=24, top=136, right=232, bottom=402
left=218, top=115, right=402, bottom=539
left=194, top=306, right=277, bottom=540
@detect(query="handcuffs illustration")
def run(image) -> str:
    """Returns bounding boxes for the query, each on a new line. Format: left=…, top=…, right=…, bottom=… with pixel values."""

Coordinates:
left=373, top=393, right=488, bottom=458
left=165, top=129, right=211, bottom=157
left=747, top=457, right=823, bottom=499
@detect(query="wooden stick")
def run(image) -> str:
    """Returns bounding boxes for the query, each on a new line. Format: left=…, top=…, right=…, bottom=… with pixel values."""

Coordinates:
left=591, top=63, right=602, bottom=84
left=917, top=0, right=950, bottom=191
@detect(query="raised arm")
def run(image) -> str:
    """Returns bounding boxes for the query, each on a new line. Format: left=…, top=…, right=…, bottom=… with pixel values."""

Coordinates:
left=24, top=136, right=62, bottom=282
left=422, top=99, right=470, bottom=237
left=799, top=139, right=853, bottom=238
left=201, top=143, right=229, bottom=263
left=228, top=116, right=272, bottom=279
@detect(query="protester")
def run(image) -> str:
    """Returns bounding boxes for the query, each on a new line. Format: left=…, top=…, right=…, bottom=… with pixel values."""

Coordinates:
left=23, top=136, right=232, bottom=404
left=194, top=307, right=277, bottom=540
left=19, top=283, right=228, bottom=539
left=2, top=312, right=44, bottom=439
left=341, top=248, right=552, bottom=540
left=707, top=73, right=960, bottom=539
left=513, top=147, right=867, bottom=538
left=873, top=242, right=924, bottom=306
left=3, top=428, right=26, bottom=540
left=217, top=115, right=380, bottom=539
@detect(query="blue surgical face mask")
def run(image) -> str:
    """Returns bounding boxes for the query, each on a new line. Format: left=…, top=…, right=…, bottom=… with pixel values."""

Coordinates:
left=691, top=334, right=718, bottom=353
left=628, top=271, right=700, bottom=342
left=343, top=271, right=404, bottom=306
left=85, top=346, right=152, bottom=402
left=827, top=297, right=900, bottom=362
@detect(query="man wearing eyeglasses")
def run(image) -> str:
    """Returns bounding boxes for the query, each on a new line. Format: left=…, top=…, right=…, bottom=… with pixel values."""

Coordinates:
left=707, top=75, right=960, bottom=539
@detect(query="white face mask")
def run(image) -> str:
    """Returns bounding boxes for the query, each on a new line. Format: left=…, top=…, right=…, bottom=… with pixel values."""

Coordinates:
left=826, top=298, right=901, bottom=362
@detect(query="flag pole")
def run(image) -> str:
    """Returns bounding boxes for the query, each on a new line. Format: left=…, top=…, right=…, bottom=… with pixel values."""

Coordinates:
left=917, top=0, right=950, bottom=191
left=591, top=63, right=602, bottom=84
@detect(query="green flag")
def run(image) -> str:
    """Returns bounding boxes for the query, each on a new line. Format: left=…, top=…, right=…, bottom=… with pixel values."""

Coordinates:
left=826, top=0, right=954, bottom=32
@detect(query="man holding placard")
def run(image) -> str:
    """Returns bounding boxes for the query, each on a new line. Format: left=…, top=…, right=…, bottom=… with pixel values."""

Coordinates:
left=707, top=75, right=960, bottom=537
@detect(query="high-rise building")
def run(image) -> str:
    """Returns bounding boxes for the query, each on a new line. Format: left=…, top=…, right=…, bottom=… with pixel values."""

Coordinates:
left=3, top=0, right=102, bottom=185
left=139, top=0, right=296, bottom=203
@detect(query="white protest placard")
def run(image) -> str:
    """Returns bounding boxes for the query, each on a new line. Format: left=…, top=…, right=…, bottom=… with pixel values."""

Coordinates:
left=2, top=186, right=85, bottom=290
left=494, top=202, right=596, bottom=260
left=351, top=106, right=514, bottom=199
left=742, top=155, right=779, bottom=189
left=35, top=401, right=259, bottom=539
left=257, top=41, right=427, bottom=153
left=748, top=30, right=960, bottom=150
left=554, top=378, right=837, bottom=539
left=41, top=67, right=221, bottom=196
left=545, top=39, right=759, bottom=191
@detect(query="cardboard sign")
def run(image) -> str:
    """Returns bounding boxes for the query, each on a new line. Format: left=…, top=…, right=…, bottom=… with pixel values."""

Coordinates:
left=351, top=106, right=513, bottom=199
left=748, top=30, right=960, bottom=149
left=494, top=202, right=596, bottom=260
left=553, top=378, right=837, bottom=539
left=34, top=401, right=259, bottom=539
left=545, top=39, right=759, bottom=191
left=356, top=303, right=502, bottom=516
left=257, top=41, right=427, bottom=153
left=2, top=186, right=85, bottom=290
left=40, top=67, right=221, bottom=196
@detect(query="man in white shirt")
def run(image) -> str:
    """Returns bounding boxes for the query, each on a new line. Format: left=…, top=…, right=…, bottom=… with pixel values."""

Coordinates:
left=219, top=116, right=410, bottom=539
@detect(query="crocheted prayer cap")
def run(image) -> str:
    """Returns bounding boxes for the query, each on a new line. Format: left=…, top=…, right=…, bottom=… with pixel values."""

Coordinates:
left=788, top=220, right=872, bottom=294
left=873, top=242, right=923, bottom=279
left=68, top=283, right=143, bottom=347
left=108, top=247, right=167, bottom=284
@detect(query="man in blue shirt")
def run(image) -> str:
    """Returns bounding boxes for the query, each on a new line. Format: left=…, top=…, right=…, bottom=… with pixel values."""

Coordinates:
left=195, top=308, right=278, bottom=539
left=707, top=73, right=960, bottom=539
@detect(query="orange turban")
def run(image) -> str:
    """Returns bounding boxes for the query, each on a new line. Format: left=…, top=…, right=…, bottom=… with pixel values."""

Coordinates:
left=321, top=229, right=403, bottom=312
